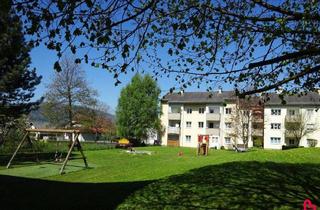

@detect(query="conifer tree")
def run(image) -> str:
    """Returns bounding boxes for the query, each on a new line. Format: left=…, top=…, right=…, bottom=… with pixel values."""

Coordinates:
left=0, top=0, right=42, bottom=144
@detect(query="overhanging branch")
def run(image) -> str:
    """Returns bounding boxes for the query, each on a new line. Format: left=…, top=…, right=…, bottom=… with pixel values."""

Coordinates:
left=248, top=48, right=320, bottom=69
left=239, top=65, right=320, bottom=96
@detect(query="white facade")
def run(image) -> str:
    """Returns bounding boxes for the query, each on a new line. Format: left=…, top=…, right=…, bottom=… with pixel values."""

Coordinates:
left=264, top=106, right=320, bottom=149
left=161, top=101, right=254, bottom=149
left=161, top=91, right=320, bottom=150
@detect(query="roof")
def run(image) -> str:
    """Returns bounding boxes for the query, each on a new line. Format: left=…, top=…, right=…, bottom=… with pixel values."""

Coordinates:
left=264, top=92, right=320, bottom=106
left=161, top=91, right=237, bottom=104
left=162, top=91, right=320, bottom=106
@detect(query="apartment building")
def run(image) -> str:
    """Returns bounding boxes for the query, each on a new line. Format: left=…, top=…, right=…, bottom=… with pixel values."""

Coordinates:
left=264, top=92, right=320, bottom=149
left=160, top=91, right=320, bottom=149
left=160, top=91, right=256, bottom=149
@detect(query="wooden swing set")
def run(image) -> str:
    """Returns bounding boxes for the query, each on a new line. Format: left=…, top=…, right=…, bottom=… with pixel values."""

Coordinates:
left=6, top=128, right=88, bottom=174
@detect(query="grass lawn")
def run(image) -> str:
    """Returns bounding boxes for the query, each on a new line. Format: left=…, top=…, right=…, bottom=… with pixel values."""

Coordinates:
left=0, top=146, right=320, bottom=209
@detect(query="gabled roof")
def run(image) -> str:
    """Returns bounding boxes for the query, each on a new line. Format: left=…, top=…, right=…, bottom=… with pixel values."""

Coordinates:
left=161, top=91, right=237, bottom=104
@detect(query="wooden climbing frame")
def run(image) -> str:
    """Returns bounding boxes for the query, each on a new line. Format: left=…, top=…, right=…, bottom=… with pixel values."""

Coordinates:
left=197, top=135, right=209, bottom=156
left=6, top=128, right=88, bottom=175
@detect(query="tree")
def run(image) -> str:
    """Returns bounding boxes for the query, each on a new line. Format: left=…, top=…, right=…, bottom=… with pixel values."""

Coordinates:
left=0, top=0, right=42, bottom=145
left=230, top=98, right=252, bottom=149
left=12, top=0, right=320, bottom=97
left=74, top=102, right=115, bottom=140
left=285, top=113, right=315, bottom=146
left=116, top=74, right=161, bottom=142
left=43, top=56, right=97, bottom=127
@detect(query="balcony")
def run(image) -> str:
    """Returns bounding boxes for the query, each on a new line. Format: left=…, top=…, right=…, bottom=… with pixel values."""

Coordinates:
left=252, top=129, right=263, bottom=136
left=285, top=130, right=295, bottom=138
left=285, top=115, right=300, bottom=122
left=206, top=128, right=220, bottom=136
left=168, top=113, right=181, bottom=120
left=206, top=113, right=221, bottom=121
left=252, top=117, right=263, bottom=123
left=167, top=127, right=180, bottom=134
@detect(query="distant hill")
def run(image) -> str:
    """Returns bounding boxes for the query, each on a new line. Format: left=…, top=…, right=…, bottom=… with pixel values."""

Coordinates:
left=28, top=105, right=115, bottom=128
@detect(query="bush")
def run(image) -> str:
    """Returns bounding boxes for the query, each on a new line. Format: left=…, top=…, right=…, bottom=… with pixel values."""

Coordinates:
left=253, top=136, right=263, bottom=148
left=307, top=139, right=318, bottom=147
left=220, top=146, right=225, bottom=150
left=282, top=145, right=304, bottom=150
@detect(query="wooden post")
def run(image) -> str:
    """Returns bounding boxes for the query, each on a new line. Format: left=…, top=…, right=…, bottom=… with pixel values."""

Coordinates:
left=76, top=138, right=88, bottom=168
left=206, top=142, right=209, bottom=156
left=59, top=133, right=79, bottom=174
left=196, top=143, right=199, bottom=156
left=6, top=132, right=29, bottom=168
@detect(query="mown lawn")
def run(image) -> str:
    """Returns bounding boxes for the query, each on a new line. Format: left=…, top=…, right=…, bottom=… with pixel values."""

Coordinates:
left=0, top=146, right=320, bottom=209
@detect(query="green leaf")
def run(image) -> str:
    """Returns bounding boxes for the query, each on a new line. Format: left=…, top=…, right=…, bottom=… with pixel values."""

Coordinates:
left=54, top=61, right=62, bottom=72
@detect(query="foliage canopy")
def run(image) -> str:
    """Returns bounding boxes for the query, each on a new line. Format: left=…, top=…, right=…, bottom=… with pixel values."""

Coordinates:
left=116, top=74, right=161, bottom=141
left=11, top=0, right=320, bottom=96
left=0, top=0, right=42, bottom=143
left=43, top=56, right=97, bottom=127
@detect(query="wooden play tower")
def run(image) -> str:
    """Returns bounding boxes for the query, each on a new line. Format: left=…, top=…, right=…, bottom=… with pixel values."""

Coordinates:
left=197, top=135, right=209, bottom=156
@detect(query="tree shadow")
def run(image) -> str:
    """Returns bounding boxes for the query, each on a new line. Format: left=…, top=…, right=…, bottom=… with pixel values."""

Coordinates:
left=0, top=175, right=153, bottom=210
left=118, top=161, right=320, bottom=209
left=0, top=152, right=78, bottom=166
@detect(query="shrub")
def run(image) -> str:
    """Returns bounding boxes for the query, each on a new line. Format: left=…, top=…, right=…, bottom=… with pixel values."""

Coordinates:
left=220, top=146, right=225, bottom=150
left=253, top=136, right=263, bottom=148
left=282, top=145, right=301, bottom=150
left=307, top=139, right=317, bottom=147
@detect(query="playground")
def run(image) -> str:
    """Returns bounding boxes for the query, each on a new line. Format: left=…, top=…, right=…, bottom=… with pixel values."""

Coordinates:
left=0, top=146, right=320, bottom=209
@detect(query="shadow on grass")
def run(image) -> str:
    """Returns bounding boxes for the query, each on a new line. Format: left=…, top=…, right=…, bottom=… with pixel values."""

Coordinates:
left=0, top=152, right=82, bottom=166
left=118, top=161, right=320, bottom=210
left=0, top=175, right=153, bottom=210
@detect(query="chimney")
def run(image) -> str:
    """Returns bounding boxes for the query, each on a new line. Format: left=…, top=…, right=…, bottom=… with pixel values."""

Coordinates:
left=218, top=87, right=222, bottom=94
left=276, top=86, right=283, bottom=94
left=180, top=90, right=184, bottom=96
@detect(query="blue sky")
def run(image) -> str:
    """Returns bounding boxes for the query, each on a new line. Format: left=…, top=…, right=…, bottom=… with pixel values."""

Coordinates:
left=30, top=44, right=214, bottom=114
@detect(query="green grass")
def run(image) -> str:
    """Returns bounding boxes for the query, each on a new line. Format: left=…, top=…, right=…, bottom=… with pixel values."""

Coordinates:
left=0, top=146, right=320, bottom=209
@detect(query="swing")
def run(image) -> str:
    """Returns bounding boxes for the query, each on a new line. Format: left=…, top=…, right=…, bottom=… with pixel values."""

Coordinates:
left=6, top=128, right=88, bottom=174
left=54, top=148, right=63, bottom=162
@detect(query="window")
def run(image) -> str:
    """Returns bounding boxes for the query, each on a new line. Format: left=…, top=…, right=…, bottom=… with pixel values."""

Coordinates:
left=289, top=139, right=295, bottom=145
left=168, top=134, right=179, bottom=140
left=208, top=122, right=219, bottom=128
left=186, top=121, right=192, bottom=128
left=199, top=107, right=205, bottom=114
left=225, top=122, right=232, bottom=129
left=307, top=124, right=315, bottom=131
left=169, top=121, right=180, bottom=128
left=170, top=106, right=180, bottom=113
left=270, top=137, right=281, bottom=144
left=209, top=106, right=219, bottom=114
left=288, top=109, right=296, bottom=116
left=185, top=135, right=191, bottom=142
left=225, top=137, right=231, bottom=144
left=211, top=136, right=219, bottom=143
left=198, top=122, right=204, bottom=128
left=225, top=108, right=232, bottom=114
left=271, top=123, right=281, bottom=129
left=271, top=109, right=281, bottom=115
left=186, top=108, right=192, bottom=114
